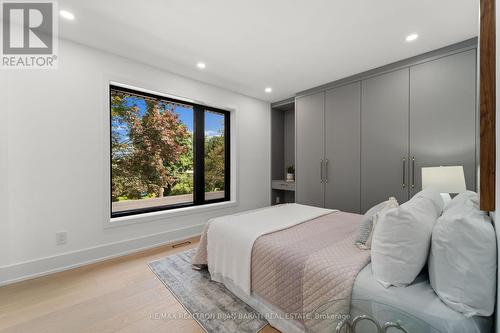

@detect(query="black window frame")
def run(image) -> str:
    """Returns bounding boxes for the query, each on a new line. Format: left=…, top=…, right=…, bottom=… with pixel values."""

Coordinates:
left=110, top=84, right=231, bottom=218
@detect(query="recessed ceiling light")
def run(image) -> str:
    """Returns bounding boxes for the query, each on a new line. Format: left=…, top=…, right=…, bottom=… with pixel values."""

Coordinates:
left=265, top=87, right=272, bottom=93
left=59, top=10, right=75, bottom=20
left=197, top=62, right=206, bottom=69
left=406, top=33, right=418, bottom=42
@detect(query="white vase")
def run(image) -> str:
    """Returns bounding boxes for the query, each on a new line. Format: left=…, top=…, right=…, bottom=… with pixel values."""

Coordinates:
left=286, top=173, right=294, bottom=182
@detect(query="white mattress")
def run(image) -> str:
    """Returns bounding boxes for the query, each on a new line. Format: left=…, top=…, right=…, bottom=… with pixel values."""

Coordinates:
left=351, top=263, right=493, bottom=333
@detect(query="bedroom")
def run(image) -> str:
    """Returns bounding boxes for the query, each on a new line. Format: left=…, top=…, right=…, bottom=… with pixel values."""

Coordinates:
left=0, top=1, right=498, bottom=333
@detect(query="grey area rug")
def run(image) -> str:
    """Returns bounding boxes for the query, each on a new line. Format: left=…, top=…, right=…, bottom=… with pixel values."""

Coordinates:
left=148, top=248, right=268, bottom=333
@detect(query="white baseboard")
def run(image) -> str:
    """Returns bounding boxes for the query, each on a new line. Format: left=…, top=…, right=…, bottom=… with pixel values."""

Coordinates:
left=0, top=223, right=204, bottom=286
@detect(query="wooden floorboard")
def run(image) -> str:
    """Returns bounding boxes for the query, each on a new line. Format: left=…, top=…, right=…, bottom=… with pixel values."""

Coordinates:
left=0, top=237, right=279, bottom=333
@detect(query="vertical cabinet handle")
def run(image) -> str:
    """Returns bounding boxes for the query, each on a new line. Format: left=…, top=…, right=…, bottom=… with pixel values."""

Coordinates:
left=411, top=157, right=415, bottom=188
left=402, top=157, right=406, bottom=188
left=325, top=159, right=329, bottom=183
left=320, top=159, right=324, bottom=183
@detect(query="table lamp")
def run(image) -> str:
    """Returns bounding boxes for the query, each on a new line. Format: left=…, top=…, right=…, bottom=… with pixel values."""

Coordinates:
left=421, top=166, right=466, bottom=205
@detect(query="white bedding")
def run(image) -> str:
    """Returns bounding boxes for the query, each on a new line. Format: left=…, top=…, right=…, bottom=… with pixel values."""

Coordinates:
left=207, top=203, right=334, bottom=295
left=351, top=263, right=493, bottom=333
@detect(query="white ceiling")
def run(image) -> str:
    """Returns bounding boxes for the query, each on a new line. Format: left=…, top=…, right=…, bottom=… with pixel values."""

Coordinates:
left=58, top=0, right=479, bottom=102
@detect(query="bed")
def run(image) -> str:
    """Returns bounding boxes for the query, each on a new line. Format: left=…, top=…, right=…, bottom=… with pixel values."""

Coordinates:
left=192, top=203, right=493, bottom=333
left=351, top=264, right=492, bottom=333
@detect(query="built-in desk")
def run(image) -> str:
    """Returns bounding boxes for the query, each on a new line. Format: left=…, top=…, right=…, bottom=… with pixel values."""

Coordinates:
left=271, top=180, right=295, bottom=191
left=271, top=180, right=295, bottom=205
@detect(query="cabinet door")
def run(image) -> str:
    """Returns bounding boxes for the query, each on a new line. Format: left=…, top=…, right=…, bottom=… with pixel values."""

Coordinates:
left=361, top=68, right=410, bottom=212
left=409, top=50, right=477, bottom=195
left=296, top=92, right=325, bottom=207
left=324, top=82, right=361, bottom=213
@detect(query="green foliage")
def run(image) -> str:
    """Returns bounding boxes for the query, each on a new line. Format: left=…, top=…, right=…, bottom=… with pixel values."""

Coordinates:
left=111, top=92, right=192, bottom=201
left=287, top=165, right=295, bottom=174
left=205, top=134, right=225, bottom=192
left=111, top=90, right=226, bottom=202
left=170, top=174, right=194, bottom=195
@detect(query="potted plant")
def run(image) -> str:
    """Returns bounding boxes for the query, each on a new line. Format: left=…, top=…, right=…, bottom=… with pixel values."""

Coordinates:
left=286, top=165, right=295, bottom=182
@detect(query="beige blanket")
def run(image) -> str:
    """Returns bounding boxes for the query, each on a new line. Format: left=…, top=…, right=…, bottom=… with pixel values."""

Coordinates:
left=193, top=211, right=370, bottom=332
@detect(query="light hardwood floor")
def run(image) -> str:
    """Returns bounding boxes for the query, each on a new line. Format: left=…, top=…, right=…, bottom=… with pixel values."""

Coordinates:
left=0, top=238, right=279, bottom=333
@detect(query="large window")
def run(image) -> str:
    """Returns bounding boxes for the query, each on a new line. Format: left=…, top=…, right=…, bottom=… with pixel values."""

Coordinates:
left=110, top=85, right=230, bottom=218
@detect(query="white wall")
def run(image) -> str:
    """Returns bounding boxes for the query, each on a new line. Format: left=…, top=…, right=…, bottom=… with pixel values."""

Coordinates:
left=0, top=39, right=271, bottom=284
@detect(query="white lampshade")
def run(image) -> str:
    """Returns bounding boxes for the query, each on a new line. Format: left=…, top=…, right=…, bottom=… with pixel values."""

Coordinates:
left=421, top=166, right=466, bottom=193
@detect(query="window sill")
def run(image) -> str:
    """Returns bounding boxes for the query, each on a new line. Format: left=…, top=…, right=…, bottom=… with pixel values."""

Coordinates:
left=105, top=200, right=238, bottom=229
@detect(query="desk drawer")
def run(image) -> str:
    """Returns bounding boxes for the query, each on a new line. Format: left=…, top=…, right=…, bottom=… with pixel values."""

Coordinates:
left=272, top=180, right=295, bottom=191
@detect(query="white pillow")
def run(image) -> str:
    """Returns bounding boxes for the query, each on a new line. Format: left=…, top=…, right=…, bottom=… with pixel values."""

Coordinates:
left=429, top=192, right=497, bottom=317
left=371, top=189, right=443, bottom=287
left=413, top=188, right=445, bottom=214
left=443, top=190, right=479, bottom=212
left=355, top=197, right=399, bottom=250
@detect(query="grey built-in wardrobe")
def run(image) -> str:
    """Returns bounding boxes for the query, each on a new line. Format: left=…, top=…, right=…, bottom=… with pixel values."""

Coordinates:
left=295, top=42, right=477, bottom=213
